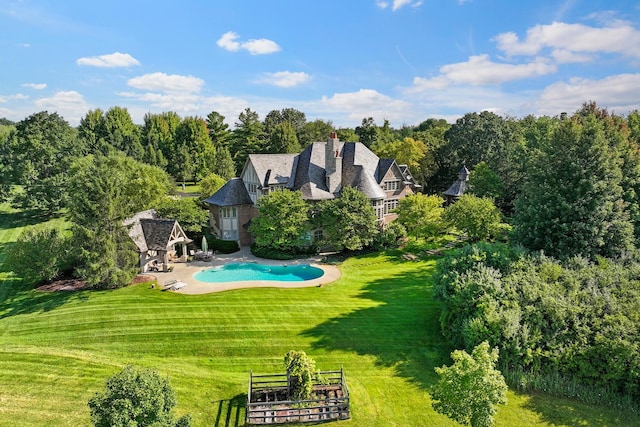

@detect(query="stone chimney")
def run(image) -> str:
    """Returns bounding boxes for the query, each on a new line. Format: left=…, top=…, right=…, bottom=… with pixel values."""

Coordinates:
left=325, top=132, right=342, bottom=194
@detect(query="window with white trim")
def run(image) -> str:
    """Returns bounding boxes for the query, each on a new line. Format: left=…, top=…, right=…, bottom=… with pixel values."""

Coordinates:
left=384, top=180, right=400, bottom=191
left=220, top=207, right=238, bottom=240
left=384, top=199, right=398, bottom=215
left=371, top=200, right=384, bottom=221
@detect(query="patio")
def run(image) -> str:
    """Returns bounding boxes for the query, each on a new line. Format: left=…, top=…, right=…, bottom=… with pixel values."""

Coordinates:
left=150, top=246, right=341, bottom=295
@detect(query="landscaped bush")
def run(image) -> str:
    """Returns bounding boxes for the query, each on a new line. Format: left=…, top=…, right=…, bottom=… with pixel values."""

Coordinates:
left=434, top=243, right=640, bottom=408
left=208, top=238, right=239, bottom=254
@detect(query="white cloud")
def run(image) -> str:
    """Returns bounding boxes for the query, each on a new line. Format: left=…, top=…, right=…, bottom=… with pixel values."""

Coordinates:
left=242, top=38, right=281, bottom=55
left=257, top=71, right=310, bottom=88
left=494, top=21, right=640, bottom=59
left=216, top=31, right=241, bottom=52
left=376, top=0, right=423, bottom=11
left=410, top=54, right=556, bottom=91
left=320, top=89, right=412, bottom=123
left=0, top=93, right=28, bottom=103
left=117, top=90, right=249, bottom=125
left=34, top=91, right=89, bottom=125
left=127, top=73, right=204, bottom=94
left=21, top=83, right=47, bottom=90
left=216, top=31, right=281, bottom=55
left=76, top=52, right=141, bottom=68
left=550, top=49, right=594, bottom=64
left=536, top=73, right=640, bottom=116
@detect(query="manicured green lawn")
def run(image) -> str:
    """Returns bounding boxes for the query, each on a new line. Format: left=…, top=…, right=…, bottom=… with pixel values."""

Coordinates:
left=0, top=205, right=637, bottom=426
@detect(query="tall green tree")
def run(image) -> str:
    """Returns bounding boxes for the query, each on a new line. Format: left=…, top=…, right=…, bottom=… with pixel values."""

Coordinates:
left=375, top=137, right=427, bottom=177
left=443, top=194, right=508, bottom=242
left=431, top=341, right=508, bottom=427
left=174, top=116, right=216, bottom=182
left=355, top=117, right=378, bottom=148
left=78, top=108, right=108, bottom=155
left=313, top=186, right=379, bottom=251
left=88, top=365, right=191, bottom=427
left=299, top=119, right=334, bottom=148
left=8, top=111, right=79, bottom=214
left=141, top=112, right=180, bottom=169
left=439, top=112, right=525, bottom=209
left=67, top=153, right=173, bottom=288
left=155, top=197, right=209, bottom=236
left=0, top=123, right=16, bottom=201
left=468, top=162, right=504, bottom=200
left=513, top=114, right=634, bottom=259
left=205, top=111, right=236, bottom=179
left=103, top=106, right=144, bottom=160
left=268, top=121, right=301, bottom=154
left=249, top=190, right=309, bottom=252
left=412, top=118, right=450, bottom=193
left=395, top=193, right=445, bottom=240
left=264, top=108, right=306, bottom=143
left=230, top=108, right=266, bottom=171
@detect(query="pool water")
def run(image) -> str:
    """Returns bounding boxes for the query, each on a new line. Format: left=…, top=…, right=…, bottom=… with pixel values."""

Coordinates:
left=193, top=263, right=324, bottom=283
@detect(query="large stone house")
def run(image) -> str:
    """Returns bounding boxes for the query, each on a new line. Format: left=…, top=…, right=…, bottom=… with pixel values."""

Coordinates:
left=204, top=133, right=421, bottom=246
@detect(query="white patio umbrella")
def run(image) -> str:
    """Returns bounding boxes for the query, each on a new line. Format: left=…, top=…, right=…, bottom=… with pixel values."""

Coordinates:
left=201, top=236, right=208, bottom=253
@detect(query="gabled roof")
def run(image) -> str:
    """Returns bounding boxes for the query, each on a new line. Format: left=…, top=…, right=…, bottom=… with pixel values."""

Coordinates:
left=126, top=210, right=192, bottom=252
left=377, top=158, right=395, bottom=182
left=140, top=219, right=190, bottom=251
left=443, top=165, right=470, bottom=197
left=125, top=209, right=157, bottom=252
left=245, top=153, right=296, bottom=186
left=204, top=177, right=252, bottom=206
left=290, top=142, right=338, bottom=197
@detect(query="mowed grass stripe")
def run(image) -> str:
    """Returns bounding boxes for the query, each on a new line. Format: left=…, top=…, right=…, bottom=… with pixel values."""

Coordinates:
left=1, top=204, right=638, bottom=426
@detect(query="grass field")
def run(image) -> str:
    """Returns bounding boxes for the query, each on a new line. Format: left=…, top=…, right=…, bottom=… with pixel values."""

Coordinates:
left=0, top=204, right=637, bottom=426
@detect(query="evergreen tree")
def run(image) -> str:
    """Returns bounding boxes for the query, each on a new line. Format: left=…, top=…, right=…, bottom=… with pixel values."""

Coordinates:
left=230, top=108, right=266, bottom=171
left=513, top=113, right=634, bottom=259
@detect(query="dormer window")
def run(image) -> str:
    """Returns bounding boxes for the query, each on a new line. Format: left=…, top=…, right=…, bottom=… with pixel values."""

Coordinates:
left=384, top=180, right=400, bottom=191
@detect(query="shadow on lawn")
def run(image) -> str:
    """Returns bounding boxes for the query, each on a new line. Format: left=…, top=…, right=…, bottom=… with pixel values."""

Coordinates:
left=0, top=245, right=88, bottom=319
left=302, top=256, right=452, bottom=391
left=212, top=394, right=246, bottom=427
left=521, top=392, right=635, bottom=427
left=0, top=208, right=60, bottom=230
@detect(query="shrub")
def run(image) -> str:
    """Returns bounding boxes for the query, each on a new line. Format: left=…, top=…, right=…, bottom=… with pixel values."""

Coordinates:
left=6, top=226, right=73, bottom=285
left=88, top=365, right=191, bottom=427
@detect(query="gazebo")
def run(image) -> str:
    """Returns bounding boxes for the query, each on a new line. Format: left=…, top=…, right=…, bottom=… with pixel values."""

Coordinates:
left=443, top=165, right=469, bottom=205
left=126, top=210, right=193, bottom=273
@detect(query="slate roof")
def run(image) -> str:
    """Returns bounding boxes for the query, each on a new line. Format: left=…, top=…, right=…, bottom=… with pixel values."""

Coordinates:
left=207, top=137, right=419, bottom=205
left=125, top=209, right=157, bottom=252
left=140, top=219, right=184, bottom=251
left=289, top=142, right=338, bottom=199
left=125, top=210, right=192, bottom=252
left=443, top=165, right=470, bottom=197
left=204, top=177, right=253, bottom=206
left=246, top=154, right=296, bottom=186
left=354, top=166, right=386, bottom=200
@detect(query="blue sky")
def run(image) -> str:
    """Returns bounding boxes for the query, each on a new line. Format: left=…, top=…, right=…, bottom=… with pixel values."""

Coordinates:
left=1, top=0, right=639, bottom=127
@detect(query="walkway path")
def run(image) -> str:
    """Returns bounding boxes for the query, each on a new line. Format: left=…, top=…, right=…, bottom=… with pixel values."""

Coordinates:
left=152, top=246, right=341, bottom=295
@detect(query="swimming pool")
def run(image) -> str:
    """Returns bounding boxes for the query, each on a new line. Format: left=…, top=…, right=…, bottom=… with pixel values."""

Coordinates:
left=193, top=263, right=325, bottom=283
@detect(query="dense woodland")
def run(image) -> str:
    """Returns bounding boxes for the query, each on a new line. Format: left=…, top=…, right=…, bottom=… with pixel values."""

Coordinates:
left=1, top=102, right=640, bottom=410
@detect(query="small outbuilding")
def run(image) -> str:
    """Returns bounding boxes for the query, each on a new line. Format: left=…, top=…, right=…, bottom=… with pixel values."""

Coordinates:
left=125, top=209, right=193, bottom=273
left=443, top=165, right=469, bottom=205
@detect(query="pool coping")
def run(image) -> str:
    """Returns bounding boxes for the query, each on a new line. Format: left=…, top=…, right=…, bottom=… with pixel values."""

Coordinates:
left=151, top=246, right=341, bottom=295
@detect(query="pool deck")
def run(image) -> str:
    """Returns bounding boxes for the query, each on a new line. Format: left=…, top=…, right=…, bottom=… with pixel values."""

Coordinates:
left=153, top=246, right=341, bottom=295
